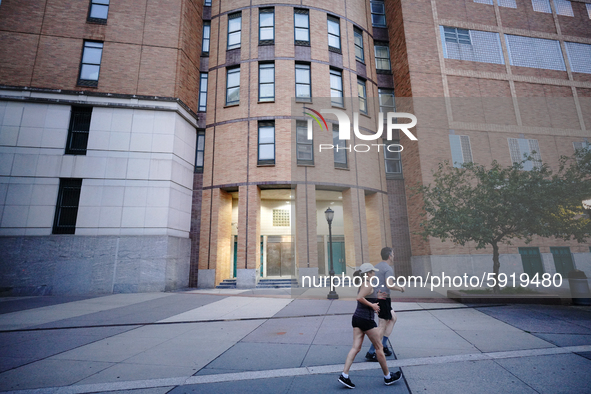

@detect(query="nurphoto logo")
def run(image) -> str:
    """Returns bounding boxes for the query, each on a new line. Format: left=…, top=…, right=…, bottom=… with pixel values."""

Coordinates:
left=303, top=107, right=418, bottom=153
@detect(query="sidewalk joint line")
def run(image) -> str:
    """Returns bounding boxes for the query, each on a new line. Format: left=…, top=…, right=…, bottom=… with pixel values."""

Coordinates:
left=0, top=304, right=507, bottom=334
left=2, top=345, right=590, bottom=394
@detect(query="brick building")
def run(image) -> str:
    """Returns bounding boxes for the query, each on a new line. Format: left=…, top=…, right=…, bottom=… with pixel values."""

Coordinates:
left=0, top=0, right=590, bottom=294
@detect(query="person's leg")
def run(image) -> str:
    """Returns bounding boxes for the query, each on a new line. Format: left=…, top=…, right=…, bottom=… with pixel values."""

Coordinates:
left=381, top=315, right=396, bottom=349
left=343, top=327, right=365, bottom=375
left=366, top=327, right=389, bottom=376
left=367, top=318, right=386, bottom=355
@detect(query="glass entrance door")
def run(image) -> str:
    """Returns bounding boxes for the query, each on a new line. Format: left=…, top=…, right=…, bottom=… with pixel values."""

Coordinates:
left=550, top=247, right=574, bottom=276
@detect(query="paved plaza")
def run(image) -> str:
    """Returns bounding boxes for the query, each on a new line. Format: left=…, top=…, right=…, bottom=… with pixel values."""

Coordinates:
left=0, top=287, right=590, bottom=393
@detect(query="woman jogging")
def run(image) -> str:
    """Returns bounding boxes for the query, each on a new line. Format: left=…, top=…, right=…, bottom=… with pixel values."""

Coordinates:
left=338, top=263, right=402, bottom=389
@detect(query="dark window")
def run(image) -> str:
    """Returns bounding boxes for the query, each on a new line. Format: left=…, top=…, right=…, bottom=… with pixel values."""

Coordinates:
left=294, top=9, right=310, bottom=45
left=88, top=0, right=109, bottom=23
left=259, top=8, right=274, bottom=45
left=375, top=44, right=391, bottom=72
left=443, top=26, right=471, bottom=45
left=78, top=41, right=103, bottom=87
left=199, top=73, right=208, bottom=112
left=202, top=21, right=210, bottom=55
left=333, top=124, right=347, bottom=168
left=296, top=120, right=313, bottom=165
left=330, top=68, right=343, bottom=107
left=195, top=131, right=205, bottom=173
left=327, top=16, right=341, bottom=52
left=295, top=63, right=311, bottom=101
left=52, top=179, right=83, bottom=235
left=384, top=140, right=402, bottom=176
left=258, top=63, right=275, bottom=102
left=354, top=27, right=364, bottom=62
left=519, top=247, right=545, bottom=277
left=226, top=67, right=240, bottom=105
left=371, top=0, right=386, bottom=27
left=65, top=107, right=92, bottom=155
left=357, top=78, right=367, bottom=114
left=258, top=121, right=275, bottom=165
left=379, top=88, right=395, bottom=115
left=227, top=12, right=242, bottom=50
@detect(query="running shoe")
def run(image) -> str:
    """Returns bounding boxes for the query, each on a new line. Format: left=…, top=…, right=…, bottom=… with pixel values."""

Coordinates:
left=338, top=374, right=355, bottom=388
left=383, top=347, right=392, bottom=356
left=384, top=370, right=402, bottom=385
left=365, top=351, right=378, bottom=362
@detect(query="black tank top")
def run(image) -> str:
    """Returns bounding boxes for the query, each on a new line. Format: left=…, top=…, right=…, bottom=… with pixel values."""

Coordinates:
left=353, top=287, right=376, bottom=321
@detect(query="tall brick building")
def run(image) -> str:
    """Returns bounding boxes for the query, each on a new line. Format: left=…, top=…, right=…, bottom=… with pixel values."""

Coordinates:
left=0, top=0, right=590, bottom=294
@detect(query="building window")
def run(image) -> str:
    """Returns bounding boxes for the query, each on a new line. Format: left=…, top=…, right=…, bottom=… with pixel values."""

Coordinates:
left=294, top=9, right=310, bottom=46
left=565, top=42, right=591, bottom=74
left=52, top=178, right=83, bottom=235
left=441, top=26, right=504, bottom=65
left=333, top=124, right=347, bottom=168
left=498, top=0, right=517, bottom=7
left=550, top=247, right=575, bottom=276
left=371, top=0, right=386, bottom=27
left=508, top=138, right=542, bottom=171
left=532, top=0, right=552, bottom=13
left=357, top=78, right=367, bottom=115
left=78, top=41, right=103, bottom=87
left=259, top=8, right=274, bottom=45
left=554, top=0, right=574, bottom=16
left=258, top=121, right=275, bottom=165
left=379, top=88, right=395, bottom=122
left=204, top=0, right=211, bottom=6
left=375, top=44, right=391, bottom=72
left=202, top=21, right=210, bottom=55
left=330, top=69, right=343, bottom=107
left=354, top=27, right=364, bottom=62
left=199, top=73, right=208, bottom=112
left=574, top=140, right=590, bottom=152
left=227, top=12, right=241, bottom=50
left=295, top=63, right=311, bottom=101
left=449, top=134, right=473, bottom=168
left=327, top=16, right=341, bottom=52
left=505, top=34, right=566, bottom=71
left=296, top=120, right=313, bottom=165
left=474, top=0, right=516, bottom=7
left=88, top=0, right=109, bottom=23
left=519, top=247, right=545, bottom=277
left=195, top=131, right=205, bottom=173
left=384, top=140, right=402, bottom=175
left=587, top=4, right=591, bottom=19
left=226, top=67, right=240, bottom=105
left=259, top=63, right=275, bottom=102
left=65, top=107, right=92, bottom=155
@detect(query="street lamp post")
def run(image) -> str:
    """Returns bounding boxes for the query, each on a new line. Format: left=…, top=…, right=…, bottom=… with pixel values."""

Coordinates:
left=325, top=207, right=339, bottom=300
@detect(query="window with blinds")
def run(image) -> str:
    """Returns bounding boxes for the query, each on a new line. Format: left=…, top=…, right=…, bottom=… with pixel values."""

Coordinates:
left=449, top=134, right=473, bottom=168
left=441, top=26, right=504, bottom=65
left=508, top=138, right=542, bottom=170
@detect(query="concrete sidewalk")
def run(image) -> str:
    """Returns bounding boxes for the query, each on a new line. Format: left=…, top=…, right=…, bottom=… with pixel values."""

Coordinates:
left=0, top=290, right=590, bottom=393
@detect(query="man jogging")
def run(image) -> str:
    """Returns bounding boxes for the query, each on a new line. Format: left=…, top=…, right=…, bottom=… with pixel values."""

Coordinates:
left=365, top=247, right=404, bottom=362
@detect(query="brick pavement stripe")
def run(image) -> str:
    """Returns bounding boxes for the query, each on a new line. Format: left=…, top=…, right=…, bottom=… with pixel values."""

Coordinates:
left=2, top=345, right=590, bottom=394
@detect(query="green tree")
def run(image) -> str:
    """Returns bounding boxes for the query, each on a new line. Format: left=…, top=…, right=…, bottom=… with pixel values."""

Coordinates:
left=417, top=153, right=591, bottom=291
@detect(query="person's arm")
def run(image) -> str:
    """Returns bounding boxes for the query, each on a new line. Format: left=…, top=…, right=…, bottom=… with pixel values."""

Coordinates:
left=384, top=270, right=405, bottom=292
left=357, top=282, right=380, bottom=312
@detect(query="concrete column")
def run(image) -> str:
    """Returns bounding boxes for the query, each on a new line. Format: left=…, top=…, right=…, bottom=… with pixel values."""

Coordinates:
left=342, top=188, right=370, bottom=272
left=365, top=192, right=389, bottom=265
left=236, top=185, right=260, bottom=288
left=297, top=184, right=318, bottom=284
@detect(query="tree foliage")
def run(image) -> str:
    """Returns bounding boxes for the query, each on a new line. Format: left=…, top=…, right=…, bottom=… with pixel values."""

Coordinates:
left=417, top=151, right=591, bottom=291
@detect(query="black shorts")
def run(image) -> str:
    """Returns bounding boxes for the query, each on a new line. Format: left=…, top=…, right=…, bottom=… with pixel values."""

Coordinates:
left=352, top=316, right=377, bottom=332
left=377, top=298, right=393, bottom=320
